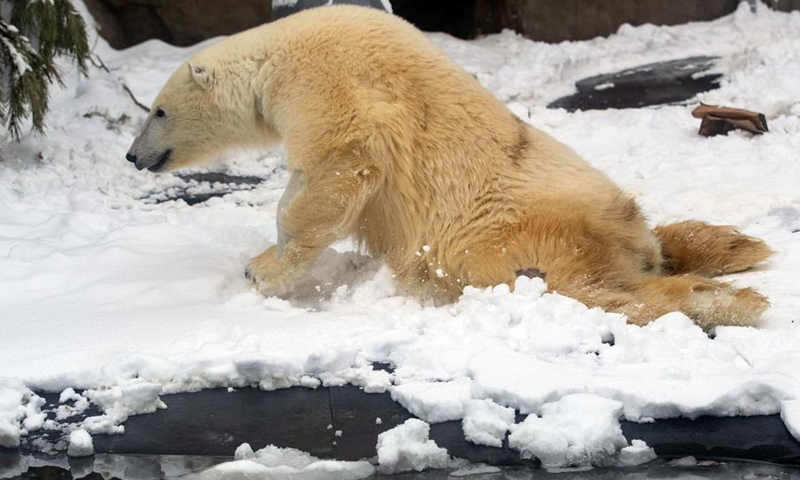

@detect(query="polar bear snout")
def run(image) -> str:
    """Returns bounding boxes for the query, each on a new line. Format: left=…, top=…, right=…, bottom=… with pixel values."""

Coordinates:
left=125, top=143, right=172, bottom=172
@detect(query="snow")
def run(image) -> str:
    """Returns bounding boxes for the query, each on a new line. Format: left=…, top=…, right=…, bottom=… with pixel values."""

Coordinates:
left=0, top=378, right=43, bottom=448
left=0, top=0, right=800, bottom=470
left=449, top=465, right=501, bottom=477
left=390, top=378, right=472, bottom=423
left=375, top=419, right=455, bottom=474
left=0, top=33, right=31, bottom=76
left=461, top=399, right=515, bottom=448
left=81, top=381, right=165, bottom=434
left=67, top=428, right=94, bottom=457
left=781, top=400, right=800, bottom=441
left=188, top=443, right=374, bottom=480
left=617, top=439, right=657, bottom=467
left=508, top=394, right=628, bottom=469
left=272, top=0, right=299, bottom=7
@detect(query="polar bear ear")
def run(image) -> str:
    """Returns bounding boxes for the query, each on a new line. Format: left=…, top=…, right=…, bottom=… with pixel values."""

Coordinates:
left=188, top=62, right=215, bottom=91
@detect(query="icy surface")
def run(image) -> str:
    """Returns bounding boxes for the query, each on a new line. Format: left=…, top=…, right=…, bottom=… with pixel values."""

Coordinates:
left=376, top=419, right=454, bottom=474
left=188, top=443, right=374, bottom=480
left=0, top=0, right=799, bottom=467
left=449, top=465, right=502, bottom=477
left=67, top=429, right=94, bottom=457
left=508, top=394, right=628, bottom=469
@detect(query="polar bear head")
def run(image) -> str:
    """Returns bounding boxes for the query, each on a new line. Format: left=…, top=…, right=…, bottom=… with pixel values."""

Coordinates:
left=126, top=59, right=275, bottom=172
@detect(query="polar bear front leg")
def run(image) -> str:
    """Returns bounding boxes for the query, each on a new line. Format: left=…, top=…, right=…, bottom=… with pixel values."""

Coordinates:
left=246, top=158, right=382, bottom=297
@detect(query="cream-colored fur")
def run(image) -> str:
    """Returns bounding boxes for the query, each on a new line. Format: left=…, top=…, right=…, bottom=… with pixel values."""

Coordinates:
left=132, top=5, right=773, bottom=329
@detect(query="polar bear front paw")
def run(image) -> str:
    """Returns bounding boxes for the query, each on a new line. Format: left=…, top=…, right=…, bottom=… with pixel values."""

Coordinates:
left=245, top=246, right=293, bottom=298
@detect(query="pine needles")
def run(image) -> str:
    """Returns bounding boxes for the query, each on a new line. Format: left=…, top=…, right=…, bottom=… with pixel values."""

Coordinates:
left=1, top=0, right=89, bottom=140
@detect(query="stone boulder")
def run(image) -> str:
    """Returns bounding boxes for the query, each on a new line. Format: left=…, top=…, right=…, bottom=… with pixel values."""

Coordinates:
left=83, top=0, right=272, bottom=49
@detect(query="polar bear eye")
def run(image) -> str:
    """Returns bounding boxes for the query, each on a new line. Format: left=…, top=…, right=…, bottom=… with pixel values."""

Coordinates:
left=155, top=107, right=166, bottom=118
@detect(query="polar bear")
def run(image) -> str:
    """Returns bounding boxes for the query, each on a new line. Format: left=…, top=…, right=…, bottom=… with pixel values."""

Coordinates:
left=126, top=5, right=773, bottom=329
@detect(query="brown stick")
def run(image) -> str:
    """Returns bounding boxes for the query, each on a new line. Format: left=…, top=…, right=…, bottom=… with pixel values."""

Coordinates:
left=122, top=84, right=151, bottom=113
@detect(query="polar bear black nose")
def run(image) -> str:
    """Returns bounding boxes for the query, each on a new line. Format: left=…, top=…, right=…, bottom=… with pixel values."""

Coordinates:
left=126, top=152, right=137, bottom=163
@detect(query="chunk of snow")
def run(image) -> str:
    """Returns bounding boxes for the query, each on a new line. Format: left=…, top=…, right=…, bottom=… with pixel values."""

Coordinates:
left=234, top=442, right=255, bottom=460
left=781, top=400, right=800, bottom=441
left=450, top=465, right=502, bottom=477
left=194, top=444, right=374, bottom=480
left=670, top=456, right=698, bottom=466
left=617, top=439, right=657, bottom=466
left=462, top=399, right=515, bottom=447
left=80, top=381, right=163, bottom=434
left=376, top=419, right=452, bottom=474
left=59, top=388, right=81, bottom=403
left=67, top=429, right=94, bottom=457
left=390, top=378, right=472, bottom=423
left=508, top=394, right=627, bottom=469
left=594, top=82, right=615, bottom=90
left=0, top=379, right=43, bottom=448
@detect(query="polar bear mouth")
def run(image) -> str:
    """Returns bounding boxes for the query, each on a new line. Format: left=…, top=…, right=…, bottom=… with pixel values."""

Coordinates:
left=147, top=150, right=172, bottom=172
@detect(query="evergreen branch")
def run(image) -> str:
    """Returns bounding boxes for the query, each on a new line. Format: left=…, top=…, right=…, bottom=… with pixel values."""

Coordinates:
left=2, top=0, right=90, bottom=140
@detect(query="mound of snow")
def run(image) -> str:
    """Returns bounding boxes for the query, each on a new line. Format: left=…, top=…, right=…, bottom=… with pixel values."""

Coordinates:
left=0, top=379, right=43, bottom=448
left=508, top=394, right=627, bottom=469
left=462, top=399, right=516, bottom=448
left=617, top=439, right=657, bottom=466
left=376, top=419, right=454, bottom=474
left=67, top=429, right=94, bottom=457
left=189, top=443, right=374, bottom=480
left=781, top=400, right=800, bottom=441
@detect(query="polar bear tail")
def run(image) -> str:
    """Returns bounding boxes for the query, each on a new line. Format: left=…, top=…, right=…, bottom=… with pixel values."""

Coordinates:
left=653, top=220, right=774, bottom=277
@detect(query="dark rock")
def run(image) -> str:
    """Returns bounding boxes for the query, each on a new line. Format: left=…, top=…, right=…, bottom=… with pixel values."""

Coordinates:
left=83, top=0, right=272, bottom=49
left=272, top=0, right=391, bottom=21
left=140, top=171, right=269, bottom=206
left=548, top=56, right=722, bottom=111
left=467, top=0, right=742, bottom=43
left=16, top=386, right=799, bottom=467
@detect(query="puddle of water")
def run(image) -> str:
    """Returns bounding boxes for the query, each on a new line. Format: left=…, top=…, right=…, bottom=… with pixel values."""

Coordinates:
left=0, top=452, right=227, bottom=479
left=3, top=455, right=800, bottom=480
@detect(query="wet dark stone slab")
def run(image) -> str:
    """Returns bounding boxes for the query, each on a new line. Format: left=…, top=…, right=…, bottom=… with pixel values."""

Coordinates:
left=549, top=56, right=721, bottom=111
left=329, top=383, right=413, bottom=461
left=93, top=387, right=335, bottom=458
left=622, top=414, right=800, bottom=465
left=140, top=172, right=268, bottom=206
left=8, top=385, right=800, bottom=469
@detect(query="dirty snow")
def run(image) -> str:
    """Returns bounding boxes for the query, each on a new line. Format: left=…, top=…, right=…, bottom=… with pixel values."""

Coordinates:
left=1, top=0, right=800, bottom=472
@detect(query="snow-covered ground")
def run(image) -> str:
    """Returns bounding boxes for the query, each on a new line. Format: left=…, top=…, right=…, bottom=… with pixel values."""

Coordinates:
left=2, top=1, right=800, bottom=475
